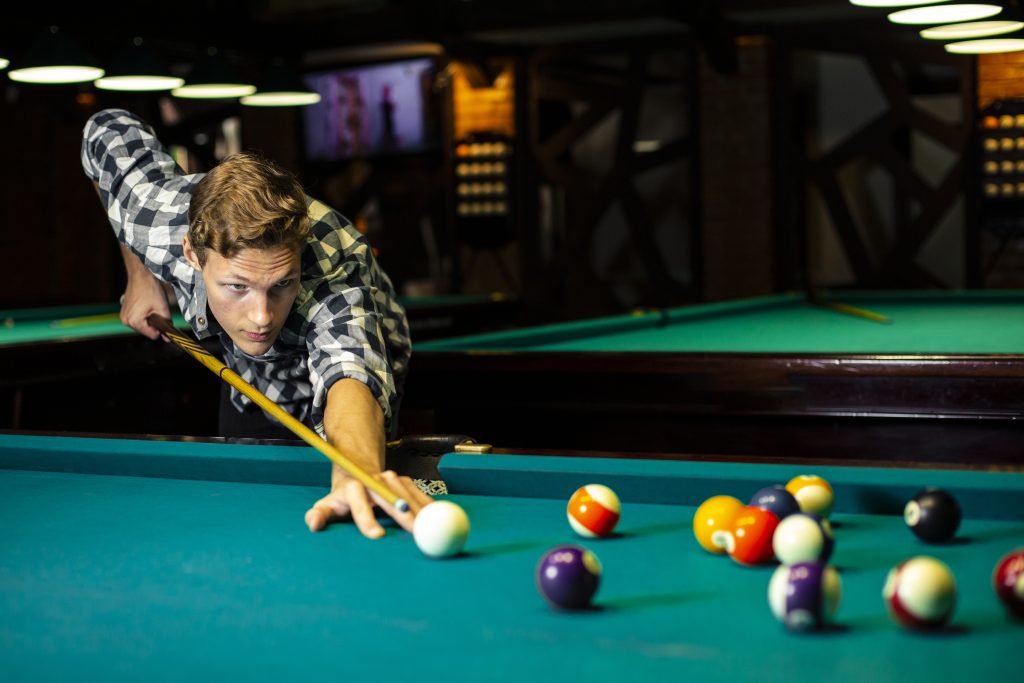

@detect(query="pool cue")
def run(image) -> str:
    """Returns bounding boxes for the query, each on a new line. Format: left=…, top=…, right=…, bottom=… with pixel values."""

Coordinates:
left=807, top=292, right=891, bottom=324
left=50, top=312, right=121, bottom=328
left=146, top=314, right=410, bottom=513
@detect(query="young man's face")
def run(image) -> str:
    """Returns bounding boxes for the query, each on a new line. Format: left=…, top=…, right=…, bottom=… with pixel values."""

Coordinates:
left=184, top=238, right=301, bottom=356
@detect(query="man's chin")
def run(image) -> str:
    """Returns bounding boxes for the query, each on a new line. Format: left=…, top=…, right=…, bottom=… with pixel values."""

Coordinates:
left=232, top=334, right=276, bottom=356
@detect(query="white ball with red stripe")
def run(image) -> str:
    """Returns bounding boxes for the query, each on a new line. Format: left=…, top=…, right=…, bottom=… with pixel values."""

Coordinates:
left=567, top=484, right=621, bottom=538
left=883, top=556, right=957, bottom=629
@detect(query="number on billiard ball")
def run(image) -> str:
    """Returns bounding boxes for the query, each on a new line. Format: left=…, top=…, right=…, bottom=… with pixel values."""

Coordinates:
left=535, top=545, right=601, bottom=610
left=904, top=488, right=961, bottom=544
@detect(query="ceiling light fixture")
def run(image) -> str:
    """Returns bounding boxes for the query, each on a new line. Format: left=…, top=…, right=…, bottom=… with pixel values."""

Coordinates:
left=172, top=48, right=255, bottom=99
left=921, top=20, right=1024, bottom=39
left=888, top=4, right=1002, bottom=25
left=241, top=61, right=321, bottom=107
left=945, top=37, right=1024, bottom=52
left=8, top=26, right=104, bottom=84
left=94, top=37, right=184, bottom=92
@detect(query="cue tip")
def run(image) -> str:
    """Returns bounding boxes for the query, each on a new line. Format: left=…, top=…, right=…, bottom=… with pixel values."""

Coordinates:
left=396, top=499, right=410, bottom=514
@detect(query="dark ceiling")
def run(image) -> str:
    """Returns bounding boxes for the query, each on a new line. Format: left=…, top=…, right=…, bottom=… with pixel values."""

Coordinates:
left=2, top=0, right=895, bottom=63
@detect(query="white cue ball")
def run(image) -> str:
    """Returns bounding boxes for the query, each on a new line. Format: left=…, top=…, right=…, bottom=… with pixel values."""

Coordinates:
left=413, top=500, right=470, bottom=558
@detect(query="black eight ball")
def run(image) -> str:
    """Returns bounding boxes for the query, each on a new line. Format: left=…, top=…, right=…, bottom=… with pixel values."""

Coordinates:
left=904, top=488, right=961, bottom=543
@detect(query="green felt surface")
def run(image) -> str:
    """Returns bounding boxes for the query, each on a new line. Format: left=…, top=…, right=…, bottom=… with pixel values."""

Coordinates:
left=0, top=303, right=188, bottom=346
left=0, top=294, right=503, bottom=347
left=418, top=291, right=1024, bottom=354
left=1, top=435, right=1022, bottom=681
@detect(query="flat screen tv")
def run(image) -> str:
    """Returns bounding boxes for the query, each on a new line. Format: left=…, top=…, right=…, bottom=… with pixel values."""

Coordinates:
left=302, top=57, right=438, bottom=161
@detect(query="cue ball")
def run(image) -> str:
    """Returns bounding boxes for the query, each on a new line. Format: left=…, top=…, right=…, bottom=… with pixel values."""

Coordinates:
left=993, top=548, right=1024, bottom=619
left=567, top=484, right=621, bottom=538
left=904, top=488, right=961, bottom=543
left=536, top=545, right=602, bottom=609
left=768, top=561, right=842, bottom=631
left=413, top=500, right=470, bottom=558
left=883, top=556, right=957, bottom=629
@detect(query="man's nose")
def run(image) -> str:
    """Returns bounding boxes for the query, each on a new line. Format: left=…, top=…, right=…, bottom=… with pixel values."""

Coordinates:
left=249, top=294, right=272, bottom=328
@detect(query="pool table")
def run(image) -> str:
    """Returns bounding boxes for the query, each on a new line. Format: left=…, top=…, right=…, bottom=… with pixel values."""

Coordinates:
left=404, top=290, right=1024, bottom=463
left=0, top=304, right=220, bottom=435
left=1, top=432, right=1022, bottom=681
left=0, top=293, right=517, bottom=434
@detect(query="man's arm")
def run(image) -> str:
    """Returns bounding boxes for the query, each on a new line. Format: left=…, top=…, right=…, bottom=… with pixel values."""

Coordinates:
left=117, top=242, right=171, bottom=340
left=304, top=378, right=431, bottom=538
left=91, top=179, right=171, bottom=340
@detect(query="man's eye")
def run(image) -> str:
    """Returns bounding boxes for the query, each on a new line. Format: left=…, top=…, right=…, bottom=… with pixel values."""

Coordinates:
left=227, top=284, right=247, bottom=292
left=275, top=279, right=294, bottom=289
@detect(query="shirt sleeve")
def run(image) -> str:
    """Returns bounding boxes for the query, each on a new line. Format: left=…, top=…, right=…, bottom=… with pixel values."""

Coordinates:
left=81, top=108, right=195, bottom=284
left=302, top=201, right=400, bottom=429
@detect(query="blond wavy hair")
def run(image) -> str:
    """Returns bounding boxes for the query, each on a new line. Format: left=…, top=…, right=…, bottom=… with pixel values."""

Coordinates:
left=188, top=152, right=310, bottom=265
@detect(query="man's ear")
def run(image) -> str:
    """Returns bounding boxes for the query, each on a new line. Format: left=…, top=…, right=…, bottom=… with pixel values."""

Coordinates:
left=182, top=235, right=202, bottom=270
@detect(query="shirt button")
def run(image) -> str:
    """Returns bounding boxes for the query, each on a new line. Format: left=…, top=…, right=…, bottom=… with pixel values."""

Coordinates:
left=198, top=316, right=206, bottom=326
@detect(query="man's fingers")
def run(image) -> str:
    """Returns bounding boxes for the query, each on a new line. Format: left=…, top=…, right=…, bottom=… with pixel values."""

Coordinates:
left=305, top=495, right=351, bottom=532
left=344, top=479, right=386, bottom=539
left=372, top=471, right=434, bottom=533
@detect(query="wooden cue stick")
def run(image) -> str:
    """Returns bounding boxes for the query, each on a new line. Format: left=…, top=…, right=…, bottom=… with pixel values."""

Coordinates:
left=146, top=314, right=409, bottom=513
left=50, top=312, right=122, bottom=328
left=807, top=292, right=891, bottom=324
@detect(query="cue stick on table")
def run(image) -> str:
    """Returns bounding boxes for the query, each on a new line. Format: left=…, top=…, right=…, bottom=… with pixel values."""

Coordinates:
left=807, top=292, right=892, bottom=324
left=145, top=314, right=410, bottom=513
left=50, top=312, right=122, bottom=328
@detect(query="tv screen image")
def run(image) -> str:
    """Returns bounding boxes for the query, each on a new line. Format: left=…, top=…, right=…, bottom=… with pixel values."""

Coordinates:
left=303, top=58, right=436, bottom=161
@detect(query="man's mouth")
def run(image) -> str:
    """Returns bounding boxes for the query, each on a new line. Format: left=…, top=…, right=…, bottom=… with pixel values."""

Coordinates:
left=244, top=330, right=271, bottom=342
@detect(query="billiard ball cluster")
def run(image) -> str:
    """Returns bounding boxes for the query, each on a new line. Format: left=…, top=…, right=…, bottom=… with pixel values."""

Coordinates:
left=693, top=475, right=833, bottom=567
left=416, top=478, right=1023, bottom=626
left=685, top=478, right=1023, bottom=631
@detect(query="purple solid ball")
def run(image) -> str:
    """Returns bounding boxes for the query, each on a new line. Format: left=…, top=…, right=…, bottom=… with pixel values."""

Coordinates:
left=750, top=485, right=801, bottom=520
left=536, top=545, right=602, bottom=609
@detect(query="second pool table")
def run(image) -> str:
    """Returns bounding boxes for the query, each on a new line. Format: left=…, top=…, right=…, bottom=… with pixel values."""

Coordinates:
left=0, top=293, right=517, bottom=434
left=405, top=290, right=1024, bottom=463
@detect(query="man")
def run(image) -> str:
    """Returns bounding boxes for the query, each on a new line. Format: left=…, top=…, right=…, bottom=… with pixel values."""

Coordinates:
left=82, top=108, right=429, bottom=538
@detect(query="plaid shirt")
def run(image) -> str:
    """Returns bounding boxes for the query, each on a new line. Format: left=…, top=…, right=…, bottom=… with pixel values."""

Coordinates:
left=81, top=109, right=410, bottom=435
